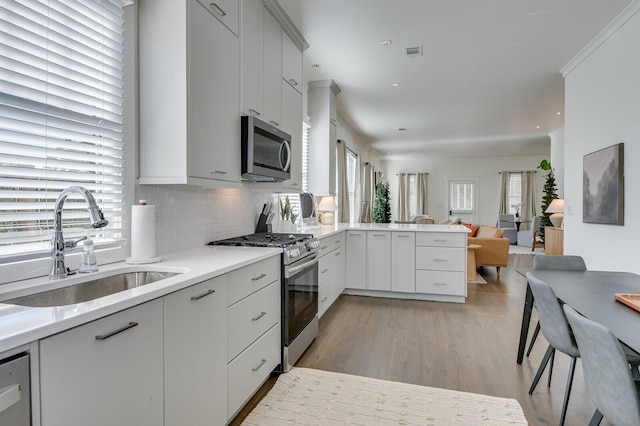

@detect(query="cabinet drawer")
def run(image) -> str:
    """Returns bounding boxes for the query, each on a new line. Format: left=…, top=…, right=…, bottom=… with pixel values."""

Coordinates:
left=227, top=256, right=280, bottom=306
left=318, top=254, right=334, bottom=286
left=416, top=232, right=466, bottom=247
left=319, top=233, right=343, bottom=256
left=228, top=281, right=279, bottom=361
left=228, top=324, right=280, bottom=418
left=318, top=281, right=331, bottom=318
left=416, top=270, right=466, bottom=296
left=195, top=0, right=239, bottom=36
left=416, top=247, right=465, bottom=271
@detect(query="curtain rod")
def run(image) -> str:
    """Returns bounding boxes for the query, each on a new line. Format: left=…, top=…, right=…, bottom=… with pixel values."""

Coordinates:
left=498, top=170, right=537, bottom=174
left=395, top=172, right=429, bottom=176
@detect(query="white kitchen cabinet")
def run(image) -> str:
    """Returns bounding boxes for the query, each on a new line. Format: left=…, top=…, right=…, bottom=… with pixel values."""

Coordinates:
left=139, top=0, right=240, bottom=187
left=164, top=277, right=227, bottom=426
left=345, top=231, right=366, bottom=289
left=415, top=232, right=467, bottom=300
left=195, top=0, right=239, bottom=35
left=39, top=299, right=163, bottom=426
left=240, top=0, right=263, bottom=117
left=308, top=79, right=341, bottom=196
left=391, top=232, right=416, bottom=293
left=367, top=231, right=391, bottom=291
left=262, top=8, right=282, bottom=127
left=282, top=31, right=302, bottom=94
left=280, top=80, right=303, bottom=190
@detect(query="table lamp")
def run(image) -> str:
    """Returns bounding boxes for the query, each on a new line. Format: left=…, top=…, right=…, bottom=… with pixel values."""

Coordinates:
left=317, top=196, right=338, bottom=225
left=545, top=198, right=565, bottom=228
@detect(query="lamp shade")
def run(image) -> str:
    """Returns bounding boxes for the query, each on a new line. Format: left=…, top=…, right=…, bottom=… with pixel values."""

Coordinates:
left=317, top=196, right=338, bottom=212
left=545, top=198, right=565, bottom=227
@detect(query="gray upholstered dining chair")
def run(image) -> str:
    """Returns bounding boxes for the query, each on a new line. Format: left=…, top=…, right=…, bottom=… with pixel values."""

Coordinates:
left=526, top=255, right=587, bottom=357
left=498, top=214, right=517, bottom=244
left=563, top=305, right=640, bottom=426
left=525, top=272, right=579, bottom=426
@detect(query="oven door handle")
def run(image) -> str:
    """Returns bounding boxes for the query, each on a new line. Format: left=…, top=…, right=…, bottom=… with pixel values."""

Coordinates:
left=285, top=254, right=319, bottom=277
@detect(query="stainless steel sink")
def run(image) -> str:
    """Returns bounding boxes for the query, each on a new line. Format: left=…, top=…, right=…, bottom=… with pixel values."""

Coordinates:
left=4, top=271, right=180, bottom=307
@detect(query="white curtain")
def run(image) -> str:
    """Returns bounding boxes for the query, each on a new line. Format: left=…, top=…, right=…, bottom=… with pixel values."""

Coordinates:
left=336, top=140, right=350, bottom=223
left=520, top=171, right=537, bottom=230
left=360, top=163, right=374, bottom=222
left=416, top=173, right=428, bottom=215
left=397, top=173, right=411, bottom=221
left=499, top=172, right=510, bottom=214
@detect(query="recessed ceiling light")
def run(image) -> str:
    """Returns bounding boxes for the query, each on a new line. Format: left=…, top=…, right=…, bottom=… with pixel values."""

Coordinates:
left=311, top=64, right=320, bottom=68
left=557, top=111, right=562, bottom=115
left=536, top=126, right=540, bottom=129
left=380, top=40, right=392, bottom=46
left=392, top=82, right=400, bottom=87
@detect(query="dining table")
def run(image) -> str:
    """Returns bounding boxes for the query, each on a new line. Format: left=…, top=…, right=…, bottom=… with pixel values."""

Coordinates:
left=516, top=268, right=640, bottom=364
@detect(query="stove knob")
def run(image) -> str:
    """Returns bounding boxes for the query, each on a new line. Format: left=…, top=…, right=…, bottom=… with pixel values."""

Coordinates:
left=290, top=249, right=299, bottom=258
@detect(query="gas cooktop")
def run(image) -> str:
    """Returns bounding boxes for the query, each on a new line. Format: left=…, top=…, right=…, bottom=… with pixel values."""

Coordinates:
left=210, top=232, right=314, bottom=248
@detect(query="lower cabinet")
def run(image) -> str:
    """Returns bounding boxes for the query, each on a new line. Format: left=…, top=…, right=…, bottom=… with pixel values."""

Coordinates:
left=318, top=232, right=345, bottom=317
left=391, top=232, right=416, bottom=292
left=164, top=276, right=228, bottom=426
left=345, top=231, right=366, bottom=289
left=39, top=299, right=164, bottom=426
left=367, top=232, right=391, bottom=291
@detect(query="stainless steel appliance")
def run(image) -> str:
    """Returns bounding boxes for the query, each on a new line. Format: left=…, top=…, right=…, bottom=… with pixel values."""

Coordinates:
left=211, top=233, right=320, bottom=372
left=241, top=116, right=291, bottom=182
left=0, top=352, right=30, bottom=425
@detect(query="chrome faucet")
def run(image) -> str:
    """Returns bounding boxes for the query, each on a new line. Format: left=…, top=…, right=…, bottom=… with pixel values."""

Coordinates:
left=50, top=186, right=109, bottom=280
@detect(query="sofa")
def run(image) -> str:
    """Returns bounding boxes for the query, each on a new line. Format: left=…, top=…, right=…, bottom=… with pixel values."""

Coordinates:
left=465, top=224, right=510, bottom=277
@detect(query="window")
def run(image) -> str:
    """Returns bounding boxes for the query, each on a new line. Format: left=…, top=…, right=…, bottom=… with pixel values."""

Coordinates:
left=508, top=173, right=523, bottom=216
left=0, top=0, right=131, bottom=263
left=345, top=148, right=357, bottom=222
left=450, top=181, right=474, bottom=213
left=301, top=120, right=310, bottom=193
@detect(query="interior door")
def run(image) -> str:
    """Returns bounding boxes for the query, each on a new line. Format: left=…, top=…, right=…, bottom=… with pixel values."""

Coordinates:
left=448, top=179, right=477, bottom=224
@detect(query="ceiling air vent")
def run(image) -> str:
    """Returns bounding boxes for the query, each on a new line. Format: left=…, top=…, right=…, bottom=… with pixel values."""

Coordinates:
left=405, top=45, right=423, bottom=57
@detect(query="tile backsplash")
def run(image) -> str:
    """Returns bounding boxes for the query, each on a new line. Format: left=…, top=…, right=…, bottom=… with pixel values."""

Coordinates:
left=136, top=184, right=273, bottom=254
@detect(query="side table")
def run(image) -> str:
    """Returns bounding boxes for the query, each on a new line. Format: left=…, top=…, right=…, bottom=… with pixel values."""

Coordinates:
left=467, top=244, right=482, bottom=281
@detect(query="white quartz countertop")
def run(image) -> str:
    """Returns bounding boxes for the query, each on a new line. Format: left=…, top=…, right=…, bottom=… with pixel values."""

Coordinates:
left=0, top=245, right=281, bottom=354
left=299, top=223, right=470, bottom=239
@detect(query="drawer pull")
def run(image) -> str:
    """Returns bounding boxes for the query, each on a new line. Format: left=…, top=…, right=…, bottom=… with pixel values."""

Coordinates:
left=210, top=170, right=227, bottom=175
left=434, top=282, right=448, bottom=286
left=334, top=240, right=341, bottom=244
left=350, top=233, right=363, bottom=236
left=397, top=235, right=411, bottom=238
left=288, top=78, right=298, bottom=86
left=335, top=252, right=341, bottom=256
left=321, top=269, right=328, bottom=274
left=269, top=121, right=280, bottom=127
left=321, top=296, right=328, bottom=302
left=434, top=258, right=448, bottom=262
left=251, top=273, right=267, bottom=281
left=95, top=322, right=138, bottom=341
left=191, top=289, right=216, bottom=301
left=252, top=311, right=267, bottom=321
left=321, top=245, right=328, bottom=250
left=373, top=234, right=386, bottom=237
left=209, top=2, right=226, bottom=16
left=252, top=358, right=267, bottom=372
left=249, top=109, right=261, bottom=116
left=434, top=239, right=448, bottom=242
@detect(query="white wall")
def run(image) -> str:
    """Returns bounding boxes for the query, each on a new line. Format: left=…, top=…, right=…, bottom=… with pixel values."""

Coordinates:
left=549, top=128, right=565, bottom=198
left=382, top=155, right=547, bottom=226
left=563, top=4, right=640, bottom=272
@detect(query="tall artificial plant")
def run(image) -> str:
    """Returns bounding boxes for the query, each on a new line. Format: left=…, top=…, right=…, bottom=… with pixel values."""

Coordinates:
left=372, top=182, right=391, bottom=223
left=538, top=159, right=558, bottom=242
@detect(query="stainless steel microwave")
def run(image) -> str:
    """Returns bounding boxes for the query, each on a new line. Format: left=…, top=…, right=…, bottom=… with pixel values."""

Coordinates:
left=241, top=116, right=291, bottom=182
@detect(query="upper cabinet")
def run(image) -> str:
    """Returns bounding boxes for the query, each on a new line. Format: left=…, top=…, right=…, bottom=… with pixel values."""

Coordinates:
left=262, top=9, right=282, bottom=127
left=308, top=79, right=341, bottom=196
left=282, top=33, right=302, bottom=94
left=139, top=0, right=240, bottom=187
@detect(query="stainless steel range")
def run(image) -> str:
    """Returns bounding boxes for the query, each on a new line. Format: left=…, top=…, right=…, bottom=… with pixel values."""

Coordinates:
left=211, top=233, right=320, bottom=372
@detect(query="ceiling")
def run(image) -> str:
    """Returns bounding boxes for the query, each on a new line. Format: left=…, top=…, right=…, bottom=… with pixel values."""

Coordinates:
left=277, top=0, right=633, bottom=159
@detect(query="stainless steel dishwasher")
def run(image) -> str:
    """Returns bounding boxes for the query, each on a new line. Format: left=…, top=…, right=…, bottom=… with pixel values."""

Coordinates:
left=0, top=352, right=30, bottom=425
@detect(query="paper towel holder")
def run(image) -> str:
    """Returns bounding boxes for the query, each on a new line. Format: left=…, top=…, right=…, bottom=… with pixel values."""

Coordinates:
left=126, top=200, right=162, bottom=264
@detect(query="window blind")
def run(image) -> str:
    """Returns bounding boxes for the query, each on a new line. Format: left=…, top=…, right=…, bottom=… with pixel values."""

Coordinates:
left=0, top=0, right=130, bottom=260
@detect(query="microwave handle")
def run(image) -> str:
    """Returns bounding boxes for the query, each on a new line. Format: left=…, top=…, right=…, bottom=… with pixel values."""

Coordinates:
left=279, top=140, right=291, bottom=172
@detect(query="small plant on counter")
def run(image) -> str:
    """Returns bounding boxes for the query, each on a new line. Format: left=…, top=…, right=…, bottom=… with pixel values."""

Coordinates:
left=372, top=182, right=391, bottom=223
left=279, top=196, right=291, bottom=221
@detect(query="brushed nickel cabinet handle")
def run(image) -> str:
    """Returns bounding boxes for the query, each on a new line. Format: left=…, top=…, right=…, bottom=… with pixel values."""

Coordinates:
left=209, top=3, right=226, bottom=16
left=321, top=296, right=328, bottom=302
left=288, top=79, right=298, bottom=86
left=252, top=358, right=267, bottom=372
left=191, top=289, right=216, bottom=301
left=249, top=109, right=261, bottom=116
left=321, top=269, right=328, bottom=274
left=434, top=258, right=448, bottom=262
left=434, top=239, right=448, bottom=242
left=321, top=245, right=328, bottom=250
left=210, top=170, right=227, bottom=174
left=252, top=273, right=267, bottom=281
left=95, top=322, right=138, bottom=341
left=434, top=282, right=448, bottom=286
left=251, top=311, right=267, bottom=321
left=397, top=235, right=411, bottom=238
left=269, top=121, right=279, bottom=127
left=335, top=252, right=341, bottom=256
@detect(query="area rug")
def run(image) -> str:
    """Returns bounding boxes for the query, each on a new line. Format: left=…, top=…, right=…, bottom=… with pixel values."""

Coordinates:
left=242, top=367, right=528, bottom=425
left=467, top=274, right=487, bottom=284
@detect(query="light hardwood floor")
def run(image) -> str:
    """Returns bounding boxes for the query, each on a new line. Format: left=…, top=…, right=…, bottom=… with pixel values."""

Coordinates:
left=233, top=254, right=603, bottom=425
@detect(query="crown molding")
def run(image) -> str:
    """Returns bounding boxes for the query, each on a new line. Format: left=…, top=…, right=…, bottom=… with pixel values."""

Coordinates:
left=308, top=79, right=342, bottom=95
left=561, top=0, right=640, bottom=77
left=264, top=0, right=310, bottom=52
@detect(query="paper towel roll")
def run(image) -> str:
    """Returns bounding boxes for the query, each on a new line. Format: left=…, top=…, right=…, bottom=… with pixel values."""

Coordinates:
left=129, top=204, right=160, bottom=263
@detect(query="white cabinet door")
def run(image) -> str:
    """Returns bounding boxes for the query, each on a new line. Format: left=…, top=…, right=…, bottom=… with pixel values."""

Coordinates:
left=188, top=0, right=240, bottom=182
left=240, top=0, right=263, bottom=117
left=346, top=231, right=366, bottom=289
left=281, top=80, right=302, bottom=190
left=164, top=277, right=227, bottom=426
left=282, top=32, right=302, bottom=94
left=367, top=231, right=391, bottom=291
left=39, top=300, right=163, bottom=426
left=196, top=0, right=239, bottom=35
left=262, top=8, right=282, bottom=128
left=333, top=247, right=346, bottom=299
left=391, top=232, right=416, bottom=293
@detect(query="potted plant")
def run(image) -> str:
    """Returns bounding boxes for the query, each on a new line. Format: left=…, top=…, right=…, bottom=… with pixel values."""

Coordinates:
left=538, top=159, right=558, bottom=242
left=372, top=182, right=391, bottom=223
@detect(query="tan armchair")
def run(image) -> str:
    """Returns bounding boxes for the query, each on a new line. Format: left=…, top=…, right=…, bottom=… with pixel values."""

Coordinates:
left=467, top=225, right=510, bottom=277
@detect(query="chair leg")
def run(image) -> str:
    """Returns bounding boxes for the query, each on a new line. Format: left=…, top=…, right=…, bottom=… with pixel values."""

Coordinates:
left=588, top=409, right=603, bottom=426
left=529, top=344, right=554, bottom=394
left=526, top=321, right=541, bottom=357
left=496, top=267, right=501, bottom=278
left=548, top=349, right=555, bottom=388
left=559, top=356, right=577, bottom=426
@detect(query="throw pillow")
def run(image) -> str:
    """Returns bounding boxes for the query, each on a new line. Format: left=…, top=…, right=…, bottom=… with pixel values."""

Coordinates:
left=463, top=223, right=480, bottom=237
